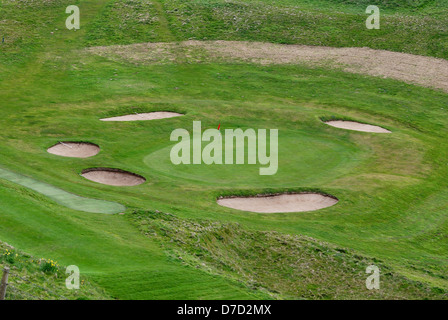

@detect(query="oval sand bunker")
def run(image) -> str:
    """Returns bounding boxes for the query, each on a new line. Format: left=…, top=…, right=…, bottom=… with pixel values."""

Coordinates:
left=47, top=142, right=100, bottom=158
left=218, top=193, right=338, bottom=213
left=81, top=168, right=146, bottom=186
left=325, top=120, right=391, bottom=133
left=100, top=112, right=183, bottom=122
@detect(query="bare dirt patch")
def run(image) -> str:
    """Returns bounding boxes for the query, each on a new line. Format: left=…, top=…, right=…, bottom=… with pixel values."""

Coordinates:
left=86, top=40, right=448, bottom=92
left=81, top=168, right=146, bottom=186
left=47, top=142, right=100, bottom=158
left=100, top=111, right=183, bottom=121
left=325, top=121, right=391, bottom=133
left=217, top=193, right=338, bottom=213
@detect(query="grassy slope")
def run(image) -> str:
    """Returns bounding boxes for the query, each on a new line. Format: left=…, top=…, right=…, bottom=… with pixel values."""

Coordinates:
left=0, top=0, right=447, bottom=299
left=0, top=241, right=110, bottom=300
left=130, top=210, right=447, bottom=299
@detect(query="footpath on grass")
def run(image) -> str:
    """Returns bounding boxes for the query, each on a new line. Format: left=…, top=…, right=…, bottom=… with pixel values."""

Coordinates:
left=0, top=167, right=125, bottom=214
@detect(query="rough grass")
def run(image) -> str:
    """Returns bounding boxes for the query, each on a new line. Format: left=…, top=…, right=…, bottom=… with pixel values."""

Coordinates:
left=0, top=241, right=110, bottom=300
left=81, top=0, right=448, bottom=59
left=326, top=0, right=433, bottom=9
left=0, top=0, right=68, bottom=57
left=129, top=210, right=447, bottom=300
left=85, top=0, right=164, bottom=46
left=162, top=0, right=448, bottom=58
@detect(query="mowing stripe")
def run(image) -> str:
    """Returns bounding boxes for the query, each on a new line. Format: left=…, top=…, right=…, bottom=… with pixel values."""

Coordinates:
left=0, top=167, right=125, bottom=214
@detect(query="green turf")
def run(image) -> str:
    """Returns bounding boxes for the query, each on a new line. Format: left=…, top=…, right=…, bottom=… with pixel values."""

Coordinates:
left=0, top=0, right=447, bottom=299
left=144, top=128, right=362, bottom=187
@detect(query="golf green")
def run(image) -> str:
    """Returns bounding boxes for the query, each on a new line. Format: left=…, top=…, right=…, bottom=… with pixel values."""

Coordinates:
left=0, top=0, right=447, bottom=299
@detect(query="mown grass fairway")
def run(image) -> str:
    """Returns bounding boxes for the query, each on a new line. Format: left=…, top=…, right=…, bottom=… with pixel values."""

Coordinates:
left=0, top=0, right=447, bottom=299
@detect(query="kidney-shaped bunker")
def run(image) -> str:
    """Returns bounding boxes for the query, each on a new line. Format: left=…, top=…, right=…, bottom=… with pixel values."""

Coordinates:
left=47, top=142, right=100, bottom=158
left=217, top=193, right=338, bottom=213
left=81, top=168, right=146, bottom=186
left=100, top=111, right=183, bottom=122
left=324, top=120, right=391, bottom=133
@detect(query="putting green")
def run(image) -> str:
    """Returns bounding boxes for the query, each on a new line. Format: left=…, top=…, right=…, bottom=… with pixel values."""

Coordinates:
left=0, top=167, right=125, bottom=214
left=144, top=130, right=362, bottom=187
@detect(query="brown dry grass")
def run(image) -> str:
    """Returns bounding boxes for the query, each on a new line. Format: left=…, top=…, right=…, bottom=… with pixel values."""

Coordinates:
left=86, top=40, right=448, bottom=92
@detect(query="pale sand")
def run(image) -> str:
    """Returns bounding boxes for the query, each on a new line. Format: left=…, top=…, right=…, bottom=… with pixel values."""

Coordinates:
left=47, top=142, right=100, bottom=158
left=217, top=193, right=338, bottom=213
left=100, top=112, right=183, bottom=122
left=325, top=120, right=391, bottom=133
left=81, top=168, right=146, bottom=186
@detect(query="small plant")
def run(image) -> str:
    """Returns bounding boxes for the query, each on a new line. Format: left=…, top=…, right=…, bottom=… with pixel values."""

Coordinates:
left=2, top=248, right=16, bottom=264
left=39, top=258, right=59, bottom=274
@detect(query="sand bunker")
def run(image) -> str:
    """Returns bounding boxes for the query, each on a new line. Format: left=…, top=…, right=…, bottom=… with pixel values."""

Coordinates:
left=47, top=142, right=100, bottom=158
left=325, top=120, right=391, bottom=133
left=100, top=112, right=183, bottom=122
left=81, top=168, right=146, bottom=186
left=217, top=193, right=338, bottom=213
